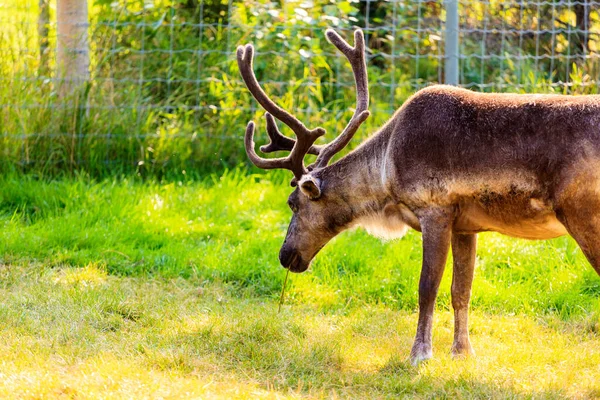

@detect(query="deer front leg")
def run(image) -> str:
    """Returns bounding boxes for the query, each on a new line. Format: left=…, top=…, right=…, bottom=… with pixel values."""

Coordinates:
left=450, top=233, right=476, bottom=357
left=410, top=208, right=453, bottom=365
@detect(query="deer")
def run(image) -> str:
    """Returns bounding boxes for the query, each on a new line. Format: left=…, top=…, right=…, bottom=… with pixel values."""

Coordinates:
left=236, top=28, right=600, bottom=364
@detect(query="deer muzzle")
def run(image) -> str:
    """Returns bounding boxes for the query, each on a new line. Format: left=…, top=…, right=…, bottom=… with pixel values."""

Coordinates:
left=279, top=246, right=309, bottom=273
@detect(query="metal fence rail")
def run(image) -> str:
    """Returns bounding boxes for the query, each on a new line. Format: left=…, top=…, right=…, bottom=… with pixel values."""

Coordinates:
left=0, top=0, right=599, bottom=174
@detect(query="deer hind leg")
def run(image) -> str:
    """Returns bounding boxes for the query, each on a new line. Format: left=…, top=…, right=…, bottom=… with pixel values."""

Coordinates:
left=556, top=192, right=600, bottom=275
left=450, top=233, right=476, bottom=357
left=410, top=207, right=453, bottom=365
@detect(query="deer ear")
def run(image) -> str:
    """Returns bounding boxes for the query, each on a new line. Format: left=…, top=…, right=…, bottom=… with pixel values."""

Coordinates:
left=299, top=176, right=321, bottom=200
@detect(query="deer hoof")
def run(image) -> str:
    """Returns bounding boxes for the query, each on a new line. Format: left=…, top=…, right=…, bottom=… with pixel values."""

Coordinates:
left=451, top=341, right=475, bottom=358
left=410, top=342, right=432, bottom=365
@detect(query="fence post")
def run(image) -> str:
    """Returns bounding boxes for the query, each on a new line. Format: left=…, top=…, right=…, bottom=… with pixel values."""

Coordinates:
left=56, top=0, right=89, bottom=95
left=444, top=0, right=459, bottom=85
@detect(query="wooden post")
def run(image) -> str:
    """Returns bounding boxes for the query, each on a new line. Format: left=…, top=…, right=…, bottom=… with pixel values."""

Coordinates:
left=56, top=0, right=89, bottom=95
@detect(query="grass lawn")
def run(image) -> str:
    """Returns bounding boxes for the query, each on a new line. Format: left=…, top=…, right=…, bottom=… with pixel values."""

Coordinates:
left=2, top=171, right=600, bottom=398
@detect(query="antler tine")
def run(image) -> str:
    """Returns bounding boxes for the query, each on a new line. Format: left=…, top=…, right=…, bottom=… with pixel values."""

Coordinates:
left=244, top=121, right=291, bottom=171
left=260, top=113, right=321, bottom=156
left=313, top=29, right=371, bottom=169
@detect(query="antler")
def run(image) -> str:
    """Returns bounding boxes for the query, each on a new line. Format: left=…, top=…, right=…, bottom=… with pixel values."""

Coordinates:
left=237, top=28, right=370, bottom=179
left=237, top=44, right=325, bottom=180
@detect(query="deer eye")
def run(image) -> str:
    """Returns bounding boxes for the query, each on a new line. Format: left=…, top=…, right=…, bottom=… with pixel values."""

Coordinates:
left=288, top=200, right=298, bottom=213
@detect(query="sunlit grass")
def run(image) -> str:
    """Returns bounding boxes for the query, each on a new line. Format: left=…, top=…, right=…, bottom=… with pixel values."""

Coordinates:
left=2, top=171, right=600, bottom=397
left=0, top=263, right=598, bottom=398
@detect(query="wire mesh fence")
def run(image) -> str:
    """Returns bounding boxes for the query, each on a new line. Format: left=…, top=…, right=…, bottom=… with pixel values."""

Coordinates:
left=0, top=0, right=599, bottom=176
left=458, top=0, right=600, bottom=91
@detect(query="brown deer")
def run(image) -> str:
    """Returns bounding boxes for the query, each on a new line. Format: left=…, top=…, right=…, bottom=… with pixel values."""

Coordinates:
left=237, top=28, right=600, bottom=364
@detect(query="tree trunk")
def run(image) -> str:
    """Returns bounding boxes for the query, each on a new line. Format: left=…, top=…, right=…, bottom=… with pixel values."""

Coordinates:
left=56, top=0, right=89, bottom=95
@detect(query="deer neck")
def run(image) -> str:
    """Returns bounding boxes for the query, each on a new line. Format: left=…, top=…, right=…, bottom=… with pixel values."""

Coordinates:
left=318, top=127, right=393, bottom=218
left=317, top=127, right=408, bottom=239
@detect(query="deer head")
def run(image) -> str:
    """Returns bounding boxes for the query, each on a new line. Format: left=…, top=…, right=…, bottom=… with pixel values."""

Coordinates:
left=237, top=29, right=370, bottom=272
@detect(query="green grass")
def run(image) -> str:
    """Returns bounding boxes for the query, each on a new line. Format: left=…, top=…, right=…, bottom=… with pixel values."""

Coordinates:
left=2, top=171, right=599, bottom=316
left=2, top=171, right=600, bottom=397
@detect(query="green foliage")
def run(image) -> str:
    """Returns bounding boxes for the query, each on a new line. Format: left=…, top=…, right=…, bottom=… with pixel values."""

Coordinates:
left=1, top=1, right=600, bottom=177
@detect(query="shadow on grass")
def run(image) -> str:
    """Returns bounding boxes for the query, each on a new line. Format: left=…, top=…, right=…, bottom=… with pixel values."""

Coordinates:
left=163, top=304, right=582, bottom=399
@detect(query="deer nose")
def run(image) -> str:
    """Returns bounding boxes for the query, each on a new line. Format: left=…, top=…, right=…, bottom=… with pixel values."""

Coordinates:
left=279, top=246, right=296, bottom=269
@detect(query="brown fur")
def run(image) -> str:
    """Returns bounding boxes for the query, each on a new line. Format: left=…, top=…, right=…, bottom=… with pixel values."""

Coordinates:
left=280, top=84, right=600, bottom=364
